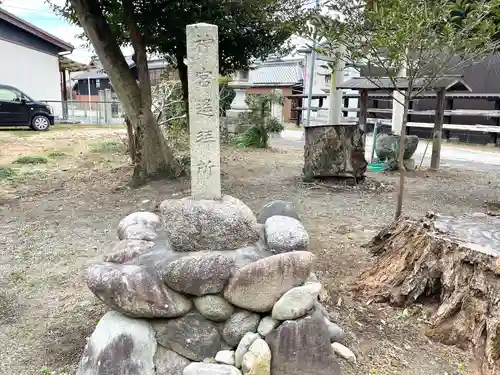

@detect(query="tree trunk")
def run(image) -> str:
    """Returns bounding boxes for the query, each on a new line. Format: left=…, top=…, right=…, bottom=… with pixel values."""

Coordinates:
left=355, top=213, right=500, bottom=374
left=303, top=124, right=367, bottom=180
left=69, top=0, right=182, bottom=185
left=176, top=48, right=189, bottom=115
left=394, top=96, right=410, bottom=219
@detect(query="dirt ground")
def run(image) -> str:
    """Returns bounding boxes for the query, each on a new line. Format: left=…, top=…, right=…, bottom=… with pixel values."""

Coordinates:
left=0, top=126, right=498, bottom=375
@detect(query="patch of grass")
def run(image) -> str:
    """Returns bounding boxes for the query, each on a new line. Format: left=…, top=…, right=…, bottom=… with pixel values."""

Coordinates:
left=89, top=140, right=126, bottom=154
left=0, top=167, right=16, bottom=181
left=47, top=151, right=67, bottom=158
left=13, top=156, right=48, bottom=165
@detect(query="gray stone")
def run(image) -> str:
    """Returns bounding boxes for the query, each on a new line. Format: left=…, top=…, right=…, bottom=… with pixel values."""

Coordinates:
left=222, top=311, right=260, bottom=347
left=224, top=251, right=315, bottom=312
left=375, top=134, right=419, bottom=161
left=186, top=23, right=221, bottom=201
left=257, top=200, right=299, bottom=224
left=183, top=363, right=242, bottom=375
left=155, top=347, right=191, bottom=375
left=296, top=281, right=323, bottom=300
left=215, top=350, right=235, bottom=366
left=155, top=312, right=221, bottom=361
left=257, top=316, right=279, bottom=337
left=164, top=253, right=234, bottom=296
left=271, top=286, right=315, bottom=320
left=117, top=211, right=162, bottom=240
left=159, top=195, right=258, bottom=252
left=87, top=262, right=191, bottom=318
left=104, top=240, right=155, bottom=264
left=265, top=216, right=309, bottom=253
left=75, top=311, right=156, bottom=375
left=194, top=295, right=234, bottom=322
left=265, top=310, right=341, bottom=375
left=232, top=245, right=272, bottom=271
left=241, top=338, right=271, bottom=375
left=331, top=342, right=356, bottom=363
left=121, top=224, right=159, bottom=241
left=325, top=319, right=346, bottom=343
left=234, top=332, right=260, bottom=368
left=129, top=247, right=186, bottom=280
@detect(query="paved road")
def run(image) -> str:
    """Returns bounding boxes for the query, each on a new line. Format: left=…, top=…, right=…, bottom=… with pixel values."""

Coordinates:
left=271, top=130, right=500, bottom=173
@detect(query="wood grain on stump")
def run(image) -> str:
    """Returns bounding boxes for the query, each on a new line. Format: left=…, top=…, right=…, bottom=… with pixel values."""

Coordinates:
left=303, top=125, right=367, bottom=180
left=355, top=213, right=500, bottom=374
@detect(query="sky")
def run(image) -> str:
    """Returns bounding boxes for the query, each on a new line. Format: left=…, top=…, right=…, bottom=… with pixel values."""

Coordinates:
left=1, top=0, right=312, bottom=65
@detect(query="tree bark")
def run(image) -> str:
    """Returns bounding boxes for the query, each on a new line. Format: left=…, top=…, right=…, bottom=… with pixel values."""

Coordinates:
left=355, top=213, right=500, bottom=375
left=394, top=95, right=410, bottom=219
left=303, top=124, right=367, bottom=180
left=69, top=0, right=182, bottom=185
left=176, top=48, right=189, bottom=115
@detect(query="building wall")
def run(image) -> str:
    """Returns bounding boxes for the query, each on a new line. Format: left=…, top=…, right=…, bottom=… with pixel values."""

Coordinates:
left=247, top=86, right=294, bottom=121
left=0, top=39, right=63, bottom=117
left=0, top=19, right=59, bottom=55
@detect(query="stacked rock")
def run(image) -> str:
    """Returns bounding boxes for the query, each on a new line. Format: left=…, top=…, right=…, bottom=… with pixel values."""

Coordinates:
left=76, top=197, right=348, bottom=375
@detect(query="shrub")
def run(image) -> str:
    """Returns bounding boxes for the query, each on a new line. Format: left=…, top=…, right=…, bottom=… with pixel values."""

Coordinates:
left=13, top=156, right=48, bottom=165
left=89, top=140, right=126, bottom=154
left=47, top=151, right=67, bottom=158
left=0, top=167, right=16, bottom=181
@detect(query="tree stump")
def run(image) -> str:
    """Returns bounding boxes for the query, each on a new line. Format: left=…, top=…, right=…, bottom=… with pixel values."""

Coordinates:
left=303, top=124, right=367, bottom=180
left=355, top=213, right=500, bottom=374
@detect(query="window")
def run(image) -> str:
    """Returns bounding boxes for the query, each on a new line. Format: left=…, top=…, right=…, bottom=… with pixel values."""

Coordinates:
left=0, top=88, right=20, bottom=102
left=241, top=69, right=249, bottom=80
left=325, top=75, right=331, bottom=85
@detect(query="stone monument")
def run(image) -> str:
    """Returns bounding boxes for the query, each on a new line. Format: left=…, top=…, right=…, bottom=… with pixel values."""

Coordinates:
left=186, top=23, right=221, bottom=200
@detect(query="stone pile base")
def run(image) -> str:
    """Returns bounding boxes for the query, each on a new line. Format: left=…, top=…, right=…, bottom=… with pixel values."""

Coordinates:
left=76, top=198, right=349, bottom=375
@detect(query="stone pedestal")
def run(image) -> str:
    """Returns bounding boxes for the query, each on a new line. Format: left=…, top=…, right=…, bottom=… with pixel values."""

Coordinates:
left=303, top=124, right=367, bottom=180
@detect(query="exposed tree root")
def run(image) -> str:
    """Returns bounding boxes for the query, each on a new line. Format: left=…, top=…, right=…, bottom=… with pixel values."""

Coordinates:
left=355, top=213, right=500, bottom=374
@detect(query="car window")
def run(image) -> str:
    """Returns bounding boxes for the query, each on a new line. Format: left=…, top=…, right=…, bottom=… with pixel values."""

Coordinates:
left=0, top=88, right=23, bottom=102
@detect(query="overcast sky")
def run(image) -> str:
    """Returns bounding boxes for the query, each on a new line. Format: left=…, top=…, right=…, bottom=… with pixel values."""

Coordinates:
left=2, top=0, right=312, bottom=64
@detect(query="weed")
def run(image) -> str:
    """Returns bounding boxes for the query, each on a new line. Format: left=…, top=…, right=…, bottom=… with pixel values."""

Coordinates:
left=13, top=156, right=48, bottom=165
left=39, top=366, right=50, bottom=374
left=47, top=151, right=67, bottom=158
left=0, top=167, right=16, bottom=181
left=8, top=270, right=27, bottom=283
left=89, top=140, right=126, bottom=154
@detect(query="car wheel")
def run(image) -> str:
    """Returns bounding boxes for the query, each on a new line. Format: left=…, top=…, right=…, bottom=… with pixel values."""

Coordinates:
left=31, top=115, right=50, bottom=131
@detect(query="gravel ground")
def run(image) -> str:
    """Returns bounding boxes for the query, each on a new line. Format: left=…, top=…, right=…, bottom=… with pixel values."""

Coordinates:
left=0, top=127, right=498, bottom=375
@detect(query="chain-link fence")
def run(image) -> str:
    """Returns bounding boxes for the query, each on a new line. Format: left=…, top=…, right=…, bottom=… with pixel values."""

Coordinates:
left=41, top=99, right=126, bottom=125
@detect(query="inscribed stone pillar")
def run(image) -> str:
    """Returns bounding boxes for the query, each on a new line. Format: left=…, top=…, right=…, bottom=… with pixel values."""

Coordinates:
left=186, top=23, right=221, bottom=200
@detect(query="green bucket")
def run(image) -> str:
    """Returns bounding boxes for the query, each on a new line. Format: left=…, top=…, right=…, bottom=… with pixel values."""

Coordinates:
left=367, top=162, right=386, bottom=172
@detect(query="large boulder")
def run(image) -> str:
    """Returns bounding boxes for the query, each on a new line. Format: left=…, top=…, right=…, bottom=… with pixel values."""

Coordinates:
left=164, top=253, right=234, bottom=296
left=76, top=311, right=156, bottom=375
left=154, top=312, right=221, bottom=361
left=375, top=134, right=419, bottom=161
left=265, top=216, right=309, bottom=253
left=224, top=251, right=315, bottom=312
left=87, top=263, right=192, bottom=318
left=159, top=195, right=259, bottom=252
left=194, top=295, right=234, bottom=322
left=241, top=338, right=271, bottom=375
left=154, top=347, right=191, bottom=375
left=222, top=311, right=260, bottom=347
left=117, top=211, right=162, bottom=240
left=104, top=239, right=156, bottom=264
left=265, top=309, right=341, bottom=375
left=183, top=363, right=242, bottom=375
left=256, top=200, right=299, bottom=224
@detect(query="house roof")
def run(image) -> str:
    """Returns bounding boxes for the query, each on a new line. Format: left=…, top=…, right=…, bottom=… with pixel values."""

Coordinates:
left=73, top=57, right=169, bottom=80
left=0, top=8, right=73, bottom=52
left=249, top=60, right=304, bottom=86
left=337, top=76, right=472, bottom=92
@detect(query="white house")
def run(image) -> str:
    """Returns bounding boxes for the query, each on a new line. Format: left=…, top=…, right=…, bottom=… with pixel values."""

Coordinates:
left=0, top=8, right=73, bottom=118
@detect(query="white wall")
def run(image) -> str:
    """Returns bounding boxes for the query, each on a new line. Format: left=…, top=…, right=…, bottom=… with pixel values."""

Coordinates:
left=0, top=40, right=63, bottom=118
